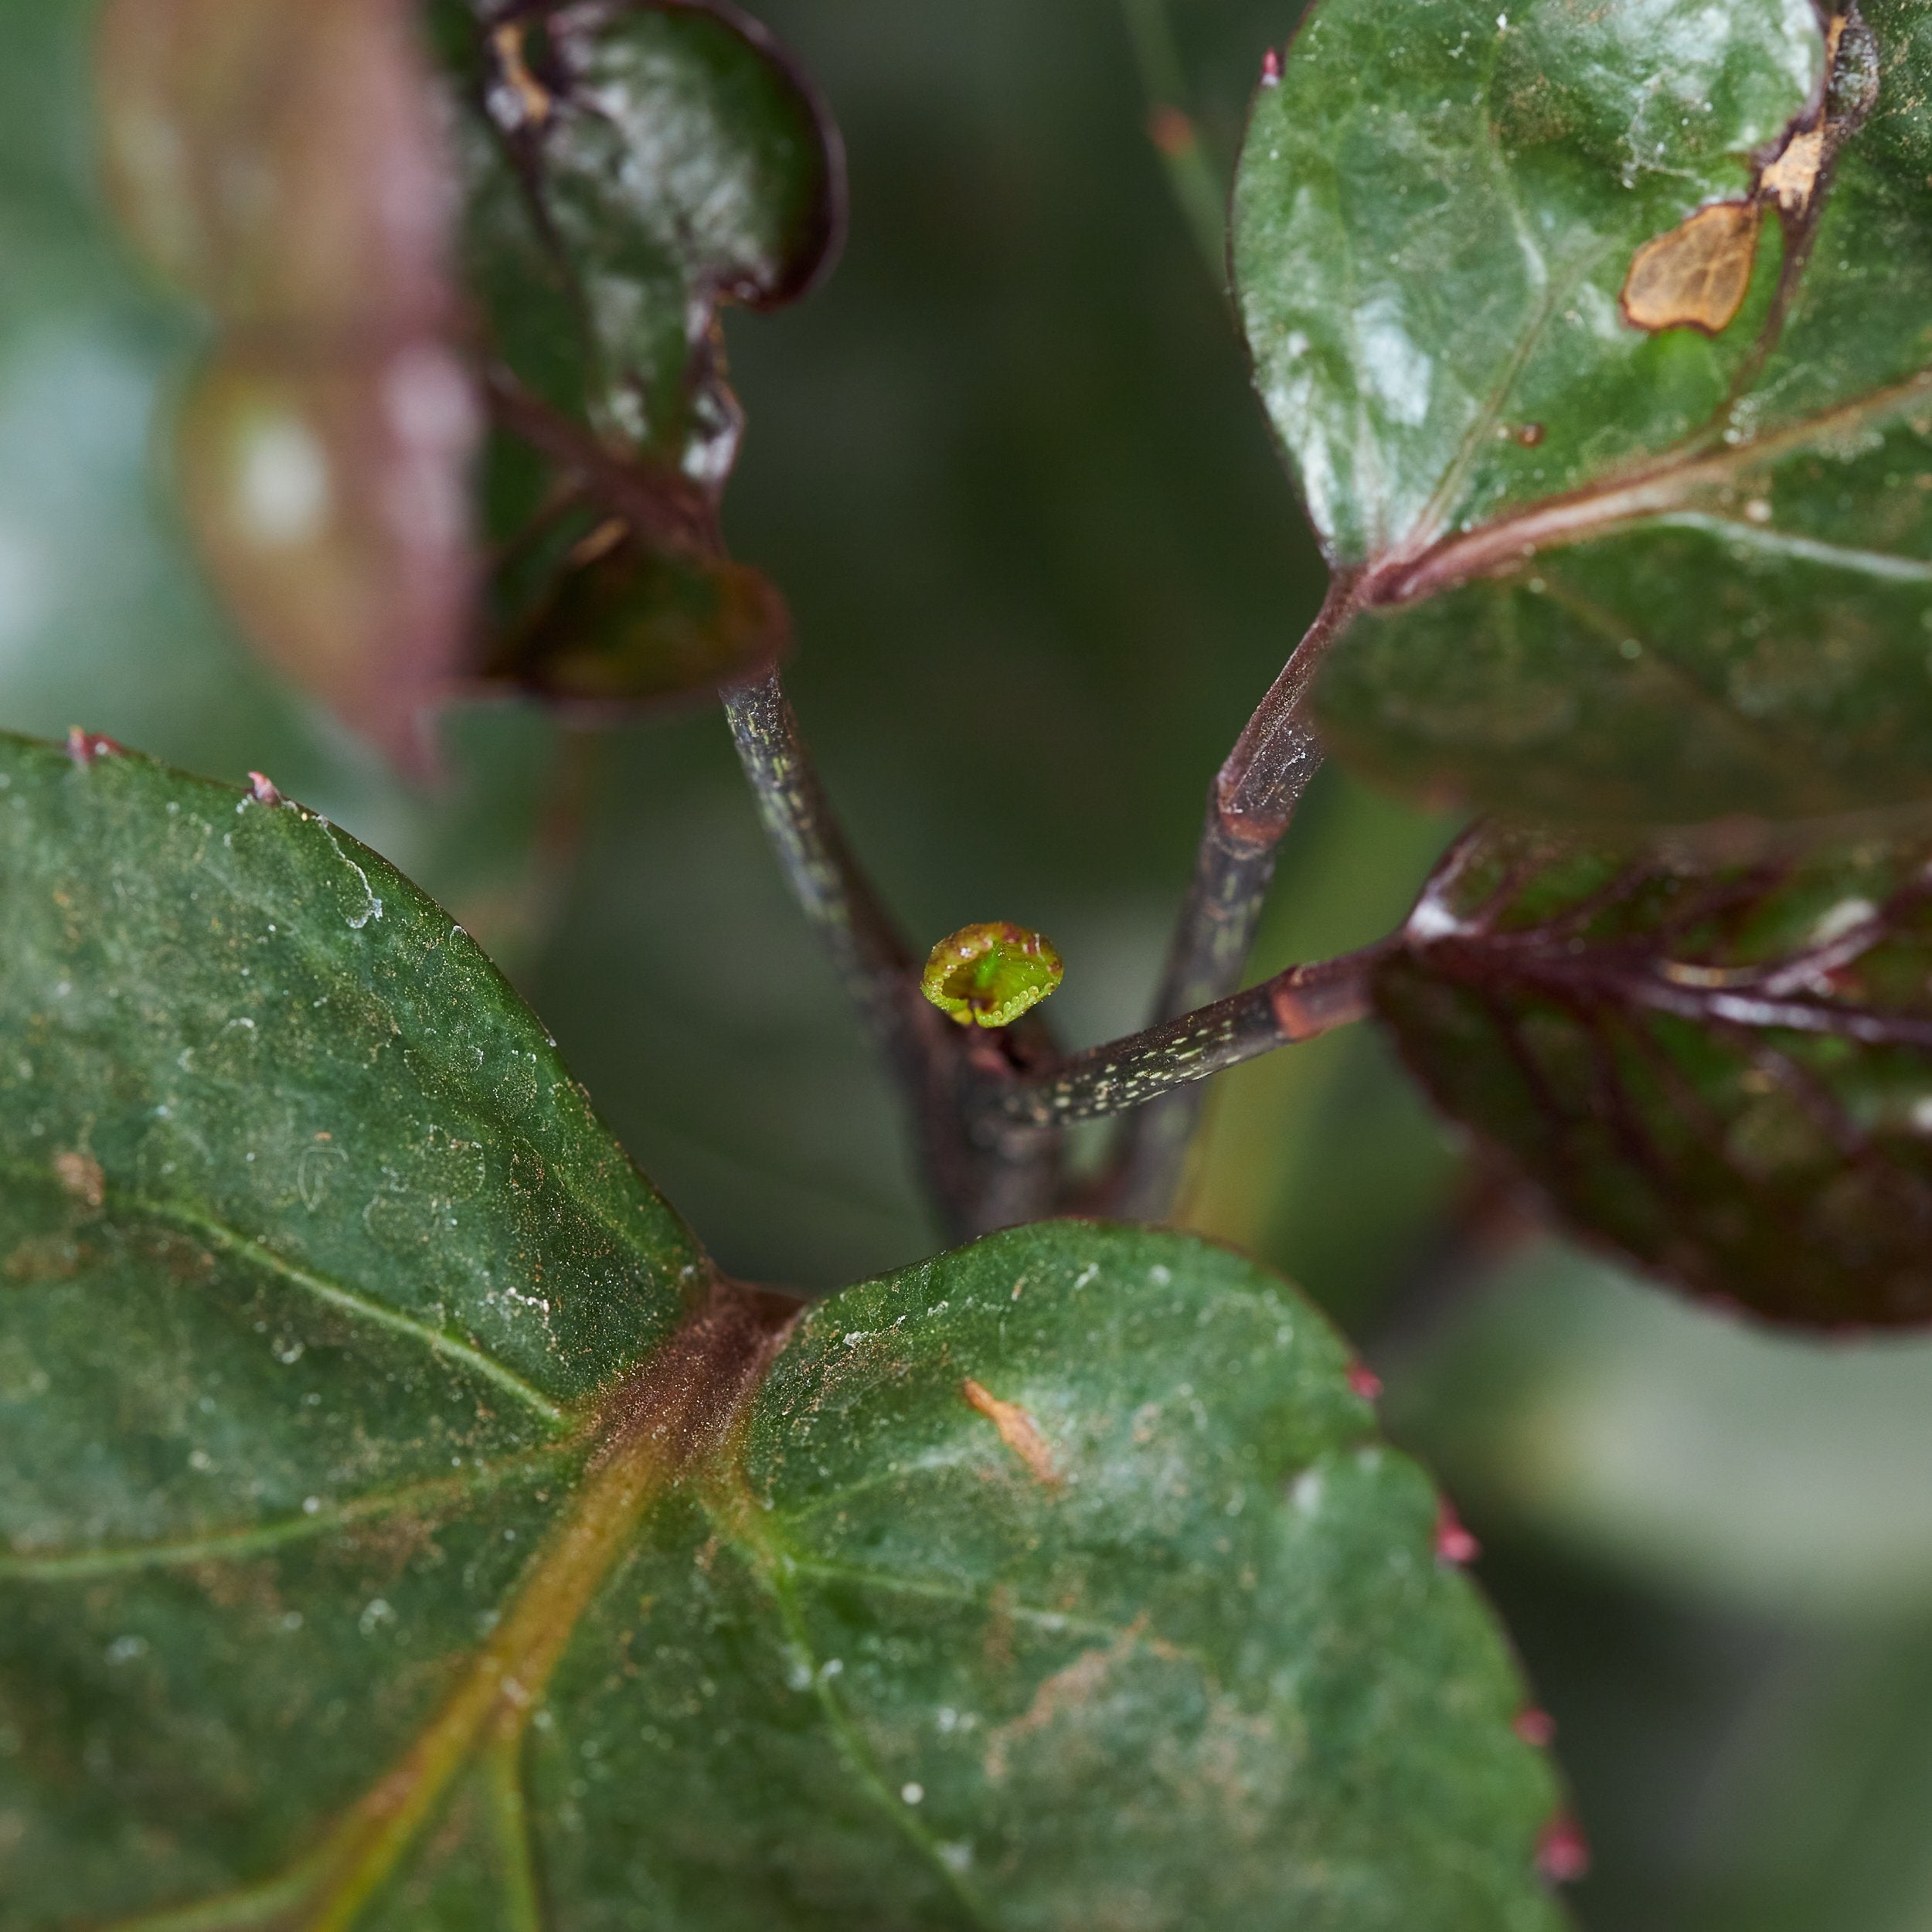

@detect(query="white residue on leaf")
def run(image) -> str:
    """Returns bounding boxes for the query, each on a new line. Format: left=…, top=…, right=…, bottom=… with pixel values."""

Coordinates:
left=1353, top=294, right=1434, bottom=428
left=1291, top=1468, right=1325, bottom=1516
left=321, top=822, right=384, bottom=928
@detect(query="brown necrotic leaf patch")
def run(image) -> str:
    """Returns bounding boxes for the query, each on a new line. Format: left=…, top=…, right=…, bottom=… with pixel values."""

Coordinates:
left=1760, top=126, right=1825, bottom=212
left=1620, top=199, right=1764, bottom=335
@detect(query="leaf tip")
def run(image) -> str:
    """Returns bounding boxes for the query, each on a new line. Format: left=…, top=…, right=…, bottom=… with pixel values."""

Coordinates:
left=1434, top=1498, right=1480, bottom=1566
left=1513, top=1706, right=1556, bottom=1748
left=65, top=727, right=124, bottom=767
left=1536, top=1813, right=1590, bottom=1885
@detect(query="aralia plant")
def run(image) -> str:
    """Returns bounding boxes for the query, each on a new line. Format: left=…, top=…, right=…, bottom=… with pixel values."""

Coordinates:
left=5, top=0, right=1931, bottom=1926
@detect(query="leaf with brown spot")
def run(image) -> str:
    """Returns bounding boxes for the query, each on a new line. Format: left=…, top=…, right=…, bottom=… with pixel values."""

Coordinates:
left=1760, top=125, right=1827, bottom=211
left=1239, top=0, right=1932, bottom=828
left=51, top=1151, right=104, bottom=1209
left=0, top=732, right=1570, bottom=1928
left=961, top=1376, right=1063, bottom=1488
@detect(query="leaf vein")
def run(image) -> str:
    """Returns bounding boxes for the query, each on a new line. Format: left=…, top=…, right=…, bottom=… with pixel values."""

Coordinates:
left=0, top=1153, right=572, bottom=1427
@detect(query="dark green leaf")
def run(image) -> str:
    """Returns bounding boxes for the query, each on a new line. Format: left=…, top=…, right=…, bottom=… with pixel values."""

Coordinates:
left=1374, top=821, right=1932, bottom=1326
left=0, top=735, right=1566, bottom=1927
left=483, top=533, right=790, bottom=709
left=435, top=0, right=842, bottom=709
left=1236, top=0, right=1932, bottom=827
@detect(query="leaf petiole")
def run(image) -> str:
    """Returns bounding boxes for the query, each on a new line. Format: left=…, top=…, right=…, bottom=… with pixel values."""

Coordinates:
left=985, top=940, right=1385, bottom=1130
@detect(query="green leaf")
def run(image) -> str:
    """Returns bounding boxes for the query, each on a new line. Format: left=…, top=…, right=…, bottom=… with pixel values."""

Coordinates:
left=0, top=737, right=1566, bottom=1927
left=1373, top=821, right=1932, bottom=1327
left=1236, top=0, right=1932, bottom=827
left=434, top=0, right=842, bottom=708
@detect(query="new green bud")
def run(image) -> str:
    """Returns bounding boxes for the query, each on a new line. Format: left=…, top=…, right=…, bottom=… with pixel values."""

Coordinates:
left=921, top=923, right=1063, bottom=1029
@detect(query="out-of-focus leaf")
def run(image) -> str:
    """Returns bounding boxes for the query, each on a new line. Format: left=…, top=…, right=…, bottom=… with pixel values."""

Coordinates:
left=173, top=352, right=474, bottom=731
left=96, top=0, right=476, bottom=768
left=434, top=0, right=842, bottom=708
left=1373, top=821, right=1932, bottom=1327
left=1236, top=0, right=1932, bottom=828
left=1392, top=1241, right=1932, bottom=1617
left=0, top=733, right=1566, bottom=1929
left=483, top=519, right=788, bottom=709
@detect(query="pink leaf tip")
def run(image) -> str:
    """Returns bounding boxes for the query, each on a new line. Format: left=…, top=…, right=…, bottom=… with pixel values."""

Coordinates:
left=1346, top=1361, right=1383, bottom=1402
left=1434, top=1499, right=1480, bottom=1566
left=247, top=771, right=284, bottom=806
left=66, top=728, right=124, bottom=767
left=1513, top=1707, right=1556, bottom=1748
left=1536, top=1814, right=1590, bottom=1885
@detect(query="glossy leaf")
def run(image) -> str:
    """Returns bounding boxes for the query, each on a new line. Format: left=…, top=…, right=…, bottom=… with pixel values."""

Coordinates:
left=1236, top=0, right=1932, bottom=827
left=1375, top=821, right=1932, bottom=1326
left=434, top=0, right=842, bottom=708
left=0, top=734, right=1566, bottom=1927
left=96, top=0, right=476, bottom=768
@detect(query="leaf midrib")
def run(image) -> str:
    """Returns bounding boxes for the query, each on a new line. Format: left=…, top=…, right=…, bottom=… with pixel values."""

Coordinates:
left=84, top=1284, right=776, bottom=1932
left=1366, top=362, right=1932, bottom=606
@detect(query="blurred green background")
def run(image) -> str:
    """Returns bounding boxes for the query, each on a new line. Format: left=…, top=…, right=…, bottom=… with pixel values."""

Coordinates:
left=12, top=0, right=1932, bottom=1924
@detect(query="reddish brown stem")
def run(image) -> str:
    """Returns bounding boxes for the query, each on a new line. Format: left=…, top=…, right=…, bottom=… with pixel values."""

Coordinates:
left=1104, top=577, right=1364, bottom=1215
left=992, top=942, right=1383, bottom=1130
